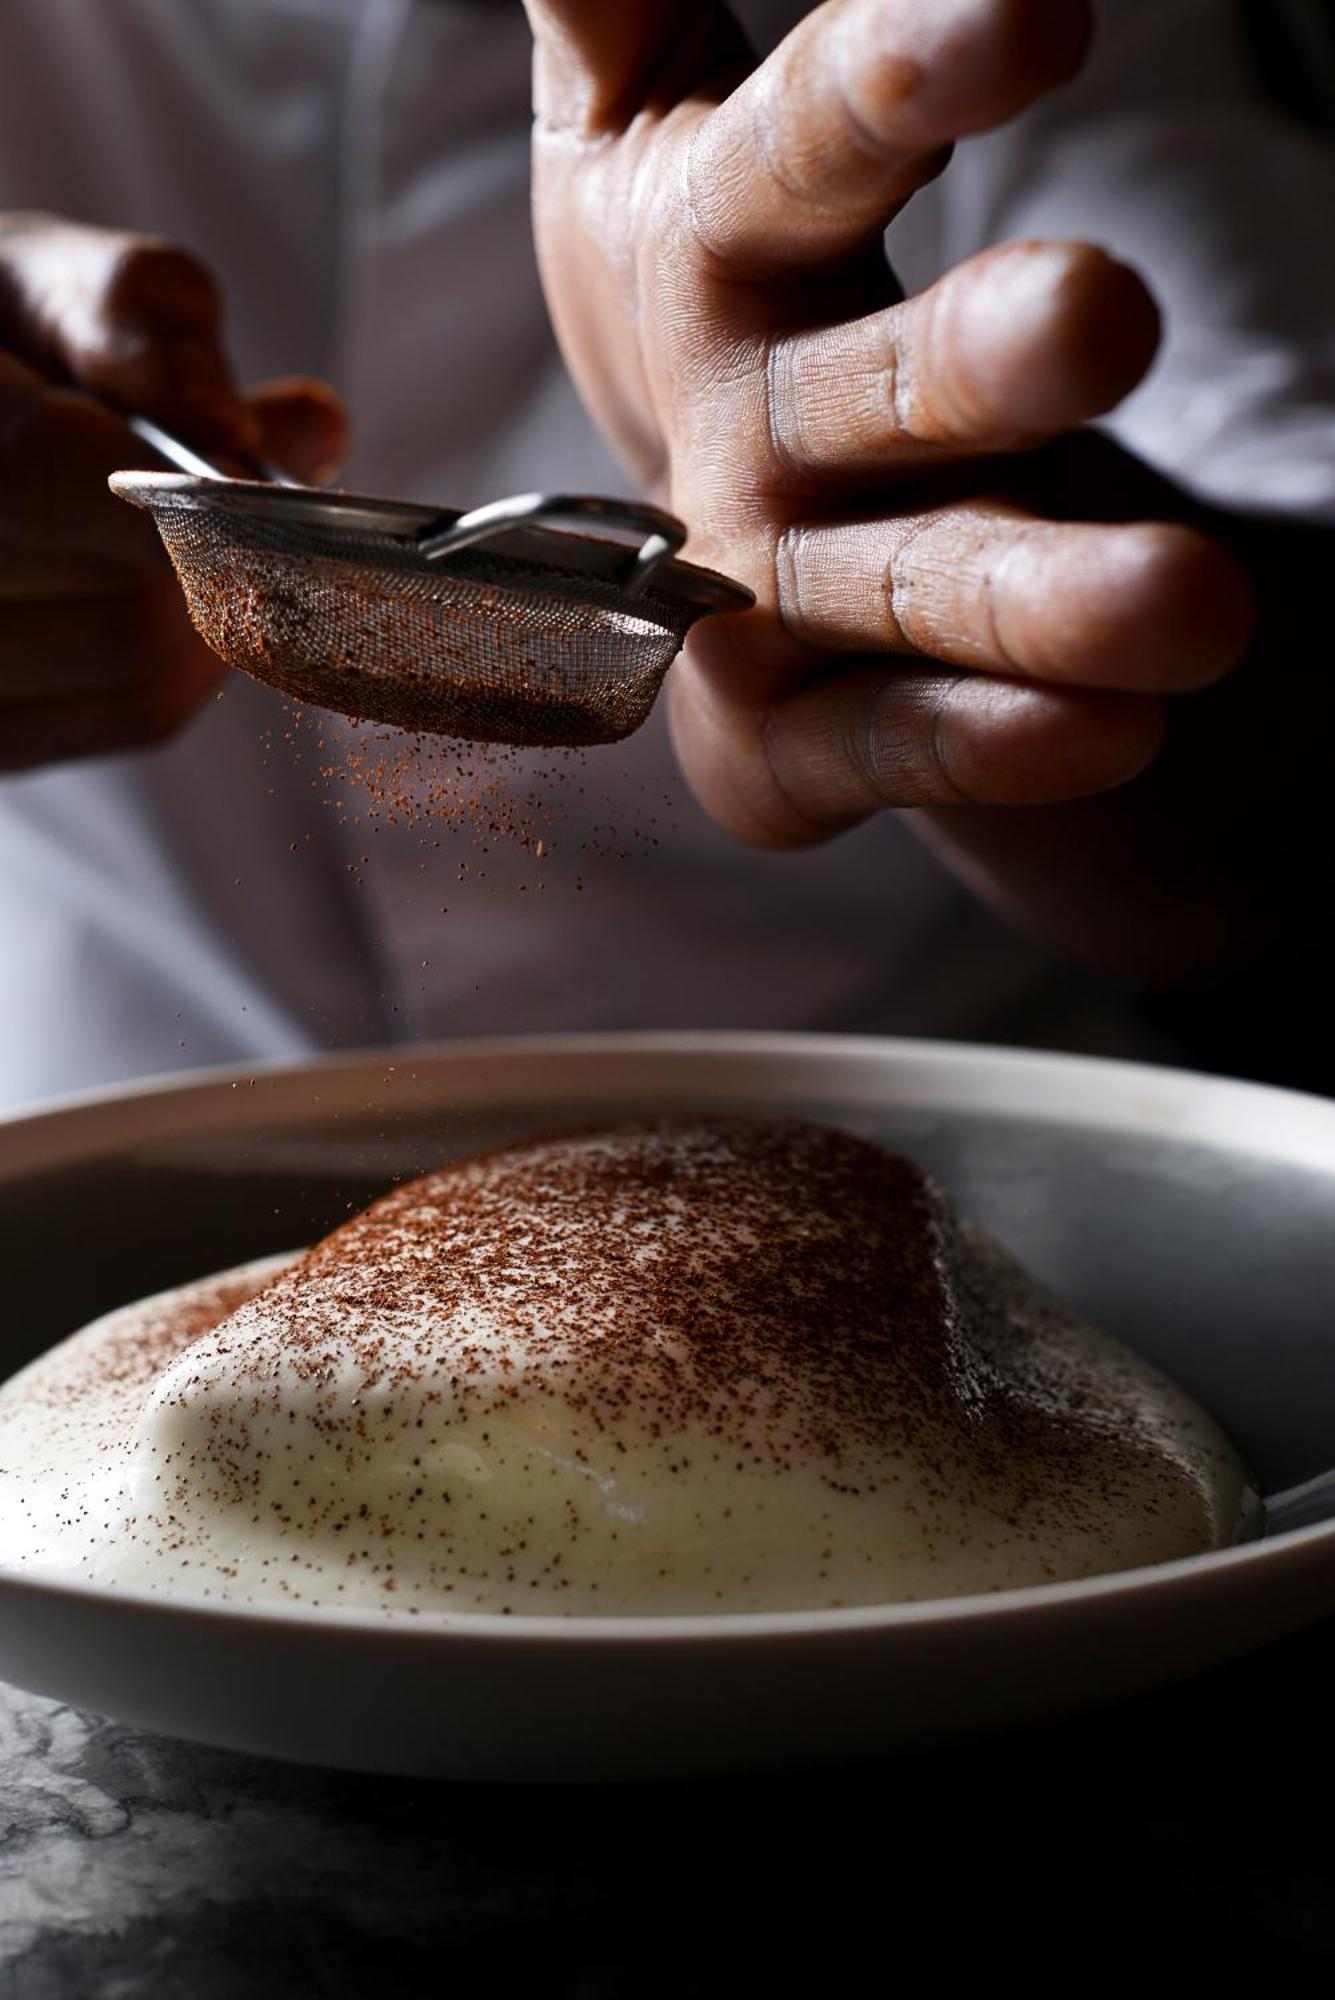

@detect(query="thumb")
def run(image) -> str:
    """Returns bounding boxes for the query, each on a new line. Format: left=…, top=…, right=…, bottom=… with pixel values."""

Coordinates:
left=522, top=1, right=744, bottom=130
left=248, top=377, right=349, bottom=485
left=0, top=212, right=260, bottom=456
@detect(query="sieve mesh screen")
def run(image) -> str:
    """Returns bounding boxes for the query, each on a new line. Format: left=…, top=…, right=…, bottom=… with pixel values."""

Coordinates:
left=149, top=501, right=699, bottom=746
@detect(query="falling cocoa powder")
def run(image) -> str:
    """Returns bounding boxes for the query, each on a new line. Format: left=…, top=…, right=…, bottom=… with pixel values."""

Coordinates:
left=280, top=708, right=675, bottom=885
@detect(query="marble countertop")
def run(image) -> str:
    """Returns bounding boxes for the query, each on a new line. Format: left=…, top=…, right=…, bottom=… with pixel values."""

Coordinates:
left=4, top=1613, right=1335, bottom=1995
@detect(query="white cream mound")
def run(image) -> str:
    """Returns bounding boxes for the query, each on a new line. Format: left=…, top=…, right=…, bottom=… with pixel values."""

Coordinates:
left=0, top=1119, right=1256, bottom=1616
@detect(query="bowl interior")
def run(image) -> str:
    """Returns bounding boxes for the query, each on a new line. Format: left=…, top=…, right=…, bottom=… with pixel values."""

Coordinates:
left=1, top=1038, right=1332, bottom=1502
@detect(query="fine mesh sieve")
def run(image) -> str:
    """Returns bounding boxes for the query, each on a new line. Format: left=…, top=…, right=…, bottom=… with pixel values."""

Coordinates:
left=110, top=465, right=754, bottom=747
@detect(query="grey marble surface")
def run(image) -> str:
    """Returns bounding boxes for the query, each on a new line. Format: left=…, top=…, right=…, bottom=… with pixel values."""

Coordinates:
left=4, top=1614, right=1335, bottom=1997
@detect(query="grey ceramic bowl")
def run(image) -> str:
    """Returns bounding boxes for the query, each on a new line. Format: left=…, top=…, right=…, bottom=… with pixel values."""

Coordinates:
left=0, top=1032, right=1332, bottom=1780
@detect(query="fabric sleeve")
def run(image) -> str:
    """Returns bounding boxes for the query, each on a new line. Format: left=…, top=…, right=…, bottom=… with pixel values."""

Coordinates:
left=890, top=0, right=1335, bottom=521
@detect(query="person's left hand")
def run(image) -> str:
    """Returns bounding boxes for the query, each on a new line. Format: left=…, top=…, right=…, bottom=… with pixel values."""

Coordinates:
left=522, top=0, right=1255, bottom=851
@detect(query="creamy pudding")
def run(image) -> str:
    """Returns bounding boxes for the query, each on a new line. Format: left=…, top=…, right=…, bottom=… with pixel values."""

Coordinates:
left=0, top=1119, right=1256, bottom=1614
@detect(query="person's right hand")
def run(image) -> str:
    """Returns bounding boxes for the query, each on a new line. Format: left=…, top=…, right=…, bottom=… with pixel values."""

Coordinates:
left=0, top=213, right=347, bottom=773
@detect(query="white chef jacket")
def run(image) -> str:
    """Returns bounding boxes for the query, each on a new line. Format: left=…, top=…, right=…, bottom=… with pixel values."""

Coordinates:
left=0, top=0, right=1332, bottom=1108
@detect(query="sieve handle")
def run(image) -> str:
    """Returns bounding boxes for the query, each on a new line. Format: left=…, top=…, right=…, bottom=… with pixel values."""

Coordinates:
left=416, top=492, right=687, bottom=598
left=126, top=413, right=299, bottom=488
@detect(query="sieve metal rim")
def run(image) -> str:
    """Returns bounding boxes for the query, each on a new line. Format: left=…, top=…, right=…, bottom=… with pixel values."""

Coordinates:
left=109, top=472, right=755, bottom=619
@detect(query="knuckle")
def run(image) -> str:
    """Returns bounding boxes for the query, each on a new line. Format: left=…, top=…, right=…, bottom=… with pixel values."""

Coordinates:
left=858, top=674, right=923, bottom=802
left=877, top=324, right=914, bottom=442
left=860, top=668, right=971, bottom=806
left=754, top=700, right=824, bottom=844
left=683, top=122, right=738, bottom=269
left=753, top=667, right=963, bottom=833
left=94, top=323, right=161, bottom=396
left=884, top=514, right=947, bottom=650
left=760, top=332, right=873, bottom=490
left=762, top=339, right=801, bottom=479
left=833, top=37, right=926, bottom=158
left=771, top=522, right=815, bottom=646
left=105, top=238, right=221, bottom=332
left=776, top=315, right=911, bottom=471
left=920, top=674, right=973, bottom=802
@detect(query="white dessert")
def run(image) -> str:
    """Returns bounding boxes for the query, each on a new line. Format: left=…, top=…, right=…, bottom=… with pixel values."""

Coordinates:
left=0, top=1119, right=1257, bottom=1615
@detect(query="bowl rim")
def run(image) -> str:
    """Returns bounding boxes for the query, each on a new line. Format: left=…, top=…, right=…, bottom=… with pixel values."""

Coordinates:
left=4, top=1028, right=1335, bottom=1173
left=3, top=1511, right=1332, bottom=1647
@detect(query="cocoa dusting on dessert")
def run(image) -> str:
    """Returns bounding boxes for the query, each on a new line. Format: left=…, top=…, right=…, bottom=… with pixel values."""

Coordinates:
left=197, top=1121, right=1188, bottom=1481
left=23, top=1268, right=274, bottom=1409
left=133, top=1123, right=1201, bottom=1517
left=0, top=1120, right=1250, bottom=1615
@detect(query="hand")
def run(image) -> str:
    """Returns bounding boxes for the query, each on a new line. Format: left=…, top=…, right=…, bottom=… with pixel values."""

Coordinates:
left=524, top=0, right=1254, bottom=848
left=0, top=214, right=346, bottom=773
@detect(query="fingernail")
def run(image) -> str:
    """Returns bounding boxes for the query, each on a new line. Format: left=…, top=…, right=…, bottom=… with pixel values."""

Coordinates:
left=944, top=244, right=1079, bottom=406
left=838, top=0, right=1090, bottom=142
left=963, top=242, right=1071, bottom=327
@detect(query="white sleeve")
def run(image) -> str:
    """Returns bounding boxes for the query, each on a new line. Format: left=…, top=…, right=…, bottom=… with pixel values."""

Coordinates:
left=890, top=0, right=1335, bottom=521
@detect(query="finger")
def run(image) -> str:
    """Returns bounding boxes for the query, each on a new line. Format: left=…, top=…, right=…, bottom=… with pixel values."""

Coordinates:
left=523, top=2, right=742, bottom=131
left=248, top=377, right=349, bottom=484
left=771, top=506, right=1255, bottom=693
left=0, top=644, right=221, bottom=775
left=0, top=576, right=200, bottom=698
left=0, top=213, right=259, bottom=455
left=0, top=350, right=173, bottom=567
left=670, top=650, right=1163, bottom=845
left=688, top=0, right=1090, bottom=279
left=768, top=242, right=1160, bottom=480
